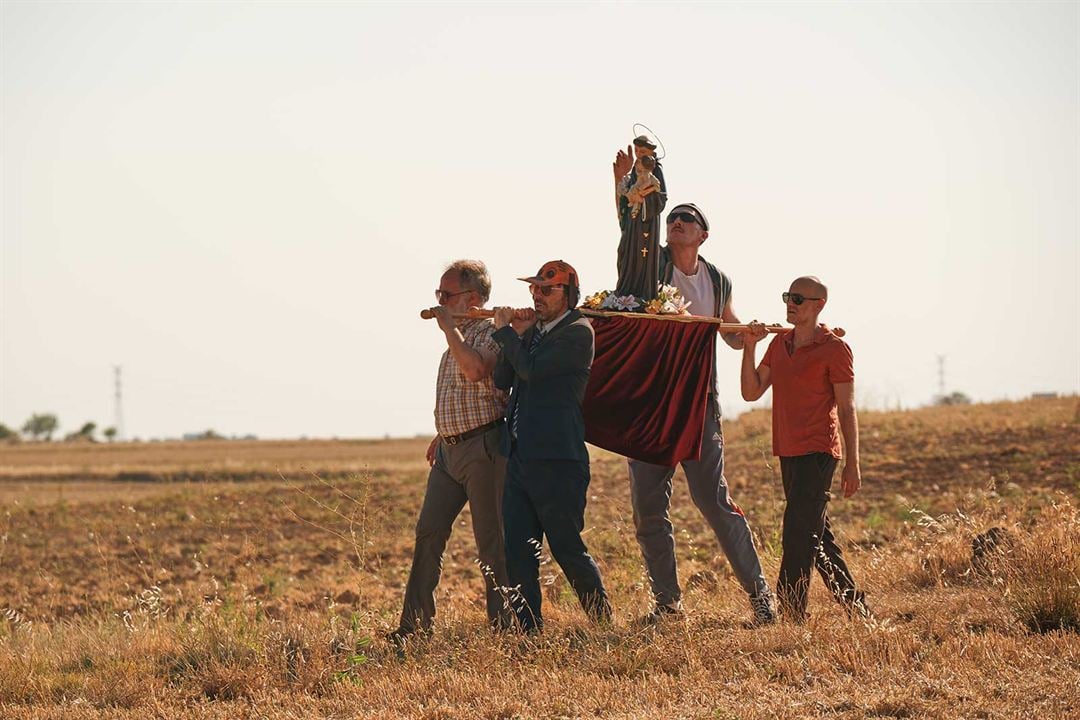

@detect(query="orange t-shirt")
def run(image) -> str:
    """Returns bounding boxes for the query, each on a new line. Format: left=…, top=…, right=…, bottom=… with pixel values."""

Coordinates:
left=761, top=326, right=853, bottom=459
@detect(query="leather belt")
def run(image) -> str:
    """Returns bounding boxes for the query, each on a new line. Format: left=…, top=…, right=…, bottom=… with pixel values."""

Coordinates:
left=442, top=419, right=504, bottom=446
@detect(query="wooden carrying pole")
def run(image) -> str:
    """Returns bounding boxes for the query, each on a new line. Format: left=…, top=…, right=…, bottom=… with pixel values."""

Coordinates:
left=418, top=307, right=813, bottom=335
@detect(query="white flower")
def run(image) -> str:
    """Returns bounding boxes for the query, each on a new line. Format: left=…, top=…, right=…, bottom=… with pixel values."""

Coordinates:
left=611, top=295, right=641, bottom=311
left=656, top=283, right=679, bottom=300
left=652, top=284, right=690, bottom=313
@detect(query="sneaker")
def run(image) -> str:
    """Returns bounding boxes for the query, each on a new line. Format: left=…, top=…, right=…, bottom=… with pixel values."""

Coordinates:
left=638, top=602, right=684, bottom=627
left=749, top=592, right=777, bottom=626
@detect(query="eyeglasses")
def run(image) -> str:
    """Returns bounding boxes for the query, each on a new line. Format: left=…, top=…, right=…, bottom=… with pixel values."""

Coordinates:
left=782, top=292, right=823, bottom=306
left=667, top=211, right=701, bottom=226
left=529, top=284, right=564, bottom=297
left=435, top=289, right=472, bottom=303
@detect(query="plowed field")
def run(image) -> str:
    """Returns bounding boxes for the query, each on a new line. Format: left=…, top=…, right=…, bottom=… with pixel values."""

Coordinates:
left=0, top=397, right=1077, bottom=719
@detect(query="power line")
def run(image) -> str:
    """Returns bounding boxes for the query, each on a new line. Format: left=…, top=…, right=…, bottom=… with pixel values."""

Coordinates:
left=114, top=365, right=124, bottom=441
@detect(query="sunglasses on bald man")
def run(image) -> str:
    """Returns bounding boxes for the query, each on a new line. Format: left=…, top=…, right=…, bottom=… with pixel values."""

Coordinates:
left=782, top=292, right=824, bottom=306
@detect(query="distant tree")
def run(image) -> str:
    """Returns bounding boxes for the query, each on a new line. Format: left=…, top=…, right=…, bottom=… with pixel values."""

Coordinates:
left=103, top=427, right=117, bottom=443
left=184, top=429, right=223, bottom=441
left=935, top=391, right=972, bottom=406
left=0, top=423, right=16, bottom=441
left=65, top=421, right=98, bottom=442
left=22, top=413, right=59, bottom=441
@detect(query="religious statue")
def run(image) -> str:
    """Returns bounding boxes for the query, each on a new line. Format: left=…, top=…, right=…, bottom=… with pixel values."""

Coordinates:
left=613, top=133, right=667, bottom=302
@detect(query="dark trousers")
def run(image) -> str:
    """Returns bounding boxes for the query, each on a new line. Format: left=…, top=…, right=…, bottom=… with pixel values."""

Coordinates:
left=777, top=453, right=863, bottom=621
left=503, top=451, right=610, bottom=632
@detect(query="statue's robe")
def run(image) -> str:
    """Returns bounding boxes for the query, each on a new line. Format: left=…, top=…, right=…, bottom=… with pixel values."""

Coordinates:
left=615, top=162, right=668, bottom=301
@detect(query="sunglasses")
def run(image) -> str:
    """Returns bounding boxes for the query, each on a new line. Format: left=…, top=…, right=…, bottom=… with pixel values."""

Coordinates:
left=435, top=288, right=472, bottom=303
left=666, top=211, right=702, bottom=226
left=782, top=292, right=823, bottom=306
left=530, top=284, right=564, bottom=297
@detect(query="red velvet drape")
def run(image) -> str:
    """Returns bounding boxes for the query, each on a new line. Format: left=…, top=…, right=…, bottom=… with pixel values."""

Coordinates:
left=584, top=315, right=715, bottom=465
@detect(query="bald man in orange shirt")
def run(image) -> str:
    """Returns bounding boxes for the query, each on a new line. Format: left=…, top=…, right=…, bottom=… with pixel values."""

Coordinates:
left=740, top=276, right=870, bottom=622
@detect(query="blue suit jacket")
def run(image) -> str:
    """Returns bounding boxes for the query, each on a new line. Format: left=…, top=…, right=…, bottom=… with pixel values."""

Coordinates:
left=492, top=310, right=594, bottom=462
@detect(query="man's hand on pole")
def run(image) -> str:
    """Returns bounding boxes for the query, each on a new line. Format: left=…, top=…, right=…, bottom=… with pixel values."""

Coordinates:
left=493, top=307, right=515, bottom=330
left=432, top=305, right=457, bottom=334
left=510, top=308, right=537, bottom=335
left=742, top=320, right=770, bottom=347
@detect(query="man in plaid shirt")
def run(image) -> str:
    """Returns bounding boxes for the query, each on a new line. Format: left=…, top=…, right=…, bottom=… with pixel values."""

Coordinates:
left=390, top=260, right=511, bottom=643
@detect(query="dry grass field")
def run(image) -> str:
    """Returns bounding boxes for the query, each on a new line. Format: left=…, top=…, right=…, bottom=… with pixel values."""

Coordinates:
left=0, top=397, right=1078, bottom=719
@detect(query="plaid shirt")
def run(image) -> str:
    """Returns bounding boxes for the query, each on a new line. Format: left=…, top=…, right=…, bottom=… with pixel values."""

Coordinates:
left=434, top=318, right=508, bottom=437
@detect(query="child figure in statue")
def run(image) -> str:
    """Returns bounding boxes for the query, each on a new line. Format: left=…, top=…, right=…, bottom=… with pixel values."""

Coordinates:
left=626, top=155, right=661, bottom=220
left=614, top=135, right=668, bottom=302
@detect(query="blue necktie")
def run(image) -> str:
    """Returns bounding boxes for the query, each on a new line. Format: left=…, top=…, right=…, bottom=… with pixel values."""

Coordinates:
left=511, top=329, right=543, bottom=440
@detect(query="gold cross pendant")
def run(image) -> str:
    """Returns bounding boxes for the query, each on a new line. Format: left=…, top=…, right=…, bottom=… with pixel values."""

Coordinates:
left=641, top=246, right=648, bottom=258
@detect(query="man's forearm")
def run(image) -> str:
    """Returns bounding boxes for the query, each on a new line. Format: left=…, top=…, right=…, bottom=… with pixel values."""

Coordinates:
left=837, top=405, right=860, bottom=467
left=718, top=300, right=743, bottom=349
left=493, top=353, right=513, bottom=391
left=493, top=326, right=590, bottom=383
left=721, top=331, right=745, bottom=350
left=445, top=329, right=488, bottom=381
left=740, top=345, right=764, bottom=400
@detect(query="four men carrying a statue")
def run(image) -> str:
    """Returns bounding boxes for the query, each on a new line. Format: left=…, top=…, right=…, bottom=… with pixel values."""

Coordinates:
left=396, top=135, right=868, bottom=640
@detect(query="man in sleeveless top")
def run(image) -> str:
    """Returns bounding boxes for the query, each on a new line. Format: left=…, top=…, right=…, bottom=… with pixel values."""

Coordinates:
left=629, top=203, right=778, bottom=627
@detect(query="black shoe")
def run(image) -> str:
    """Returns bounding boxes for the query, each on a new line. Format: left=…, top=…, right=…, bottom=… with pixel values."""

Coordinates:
left=638, top=602, right=684, bottom=627
left=587, top=596, right=614, bottom=626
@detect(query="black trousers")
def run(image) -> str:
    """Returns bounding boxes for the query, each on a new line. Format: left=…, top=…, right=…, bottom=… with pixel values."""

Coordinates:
left=502, top=451, right=610, bottom=632
left=778, top=453, right=863, bottom=621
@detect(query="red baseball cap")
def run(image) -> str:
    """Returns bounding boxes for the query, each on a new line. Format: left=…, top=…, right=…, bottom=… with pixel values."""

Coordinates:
left=517, top=260, right=579, bottom=288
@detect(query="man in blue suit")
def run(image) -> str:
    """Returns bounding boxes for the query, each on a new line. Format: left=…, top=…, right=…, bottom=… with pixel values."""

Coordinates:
left=492, top=260, right=611, bottom=632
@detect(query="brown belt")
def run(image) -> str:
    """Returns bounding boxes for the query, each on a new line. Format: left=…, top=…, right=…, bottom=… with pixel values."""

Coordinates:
left=442, top=419, right=504, bottom=446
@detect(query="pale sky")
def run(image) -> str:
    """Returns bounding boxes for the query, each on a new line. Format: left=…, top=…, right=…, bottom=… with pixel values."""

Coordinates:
left=2, top=1, right=1077, bottom=440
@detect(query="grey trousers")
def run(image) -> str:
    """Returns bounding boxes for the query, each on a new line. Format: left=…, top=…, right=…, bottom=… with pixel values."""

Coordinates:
left=397, top=425, right=510, bottom=633
left=628, top=395, right=769, bottom=606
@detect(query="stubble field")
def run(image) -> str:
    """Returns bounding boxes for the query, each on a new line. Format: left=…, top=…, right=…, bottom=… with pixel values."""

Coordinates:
left=0, top=397, right=1078, bottom=719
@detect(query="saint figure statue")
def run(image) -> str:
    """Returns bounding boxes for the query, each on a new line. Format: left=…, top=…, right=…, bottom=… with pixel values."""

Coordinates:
left=613, top=135, right=668, bottom=302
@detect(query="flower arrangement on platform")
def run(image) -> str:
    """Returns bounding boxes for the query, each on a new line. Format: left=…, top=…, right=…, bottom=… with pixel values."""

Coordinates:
left=644, top=284, right=691, bottom=315
left=582, top=284, right=690, bottom=315
left=582, top=290, right=611, bottom=310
